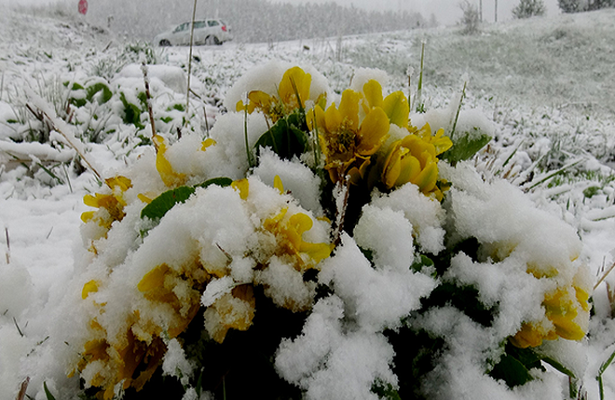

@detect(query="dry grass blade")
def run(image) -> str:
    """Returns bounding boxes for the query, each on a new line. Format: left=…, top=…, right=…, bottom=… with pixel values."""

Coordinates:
left=185, top=0, right=198, bottom=126
left=26, top=103, right=102, bottom=181
left=15, top=377, right=29, bottom=400
left=594, top=260, right=615, bottom=291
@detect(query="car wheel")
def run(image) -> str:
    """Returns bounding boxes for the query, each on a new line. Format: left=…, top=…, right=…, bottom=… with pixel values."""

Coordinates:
left=205, top=36, right=220, bottom=46
left=159, top=39, right=171, bottom=47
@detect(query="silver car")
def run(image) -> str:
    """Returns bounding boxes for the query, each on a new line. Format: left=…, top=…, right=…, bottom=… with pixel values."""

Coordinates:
left=154, top=19, right=233, bottom=46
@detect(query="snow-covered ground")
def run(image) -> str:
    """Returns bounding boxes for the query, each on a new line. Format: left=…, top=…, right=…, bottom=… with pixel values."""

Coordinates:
left=2, top=5, right=615, bottom=400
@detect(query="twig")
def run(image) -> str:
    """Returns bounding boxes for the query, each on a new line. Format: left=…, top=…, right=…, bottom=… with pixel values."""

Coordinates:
left=185, top=0, right=199, bottom=127
left=203, top=106, right=210, bottom=137
left=13, top=317, right=24, bottom=337
left=15, top=377, right=29, bottom=400
left=188, top=88, right=210, bottom=136
left=141, top=63, right=157, bottom=147
left=5, top=227, right=9, bottom=264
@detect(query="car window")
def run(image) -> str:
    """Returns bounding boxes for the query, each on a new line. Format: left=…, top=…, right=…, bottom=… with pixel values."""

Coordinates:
left=208, top=20, right=219, bottom=27
left=174, top=23, right=189, bottom=33
left=194, top=21, right=207, bottom=29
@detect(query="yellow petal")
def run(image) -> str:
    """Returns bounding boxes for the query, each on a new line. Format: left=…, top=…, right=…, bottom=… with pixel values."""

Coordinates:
left=383, top=91, right=409, bottom=128
left=402, top=135, right=436, bottom=167
left=279, top=66, right=311, bottom=109
left=325, top=103, right=343, bottom=133
left=138, top=193, right=153, bottom=204
left=82, top=280, right=99, bottom=299
left=431, top=128, right=453, bottom=155
left=510, top=322, right=548, bottom=348
left=83, top=193, right=101, bottom=208
left=231, top=179, right=250, bottom=200
left=201, top=138, right=216, bottom=151
left=338, top=89, right=361, bottom=130
left=289, top=213, right=313, bottom=236
left=412, top=162, right=438, bottom=193
left=138, top=264, right=170, bottom=293
left=300, top=242, right=334, bottom=264
left=247, top=90, right=274, bottom=115
left=274, top=175, right=284, bottom=194
left=380, top=141, right=403, bottom=189
left=106, top=176, right=132, bottom=192
left=154, top=135, right=187, bottom=187
left=395, top=154, right=421, bottom=188
left=362, top=80, right=383, bottom=109
left=357, top=107, right=390, bottom=156
left=81, top=211, right=96, bottom=223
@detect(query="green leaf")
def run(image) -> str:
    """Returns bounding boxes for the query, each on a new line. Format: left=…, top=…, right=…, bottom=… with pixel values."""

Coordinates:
left=119, top=92, right=144, bottom=129
left=140, top=178, right=233, bottom=221
left=411, top=254, right=434, bottom=271
left=86, top=82, right=113, bottom=105
left=371, top=379, right=402, bottom=400
left=254, top=112, right=308, bottom=161
left=490, top=354, right=534, bottom=387
left=542, top=356, right=576, bottom=379
left=70, top=82, right=84, bottom=91
left=194, top=177, right=233, bottom=189
left=141, top=186, right=195, bottom=220
left=441, top=127, right=491, bottom=163
left=43, top=382, right=57, bottom=400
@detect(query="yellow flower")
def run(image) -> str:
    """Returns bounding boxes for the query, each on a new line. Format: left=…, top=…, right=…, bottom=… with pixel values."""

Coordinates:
left=511, top=284, right=590, bottom=348
left=417, top=123, right=453, bottom=156
left=236, top=66, right=313, bottom=123
left=78, top=259, right=210, bottom=399
left=379, top=124, right=451, bottom=200
left=81, top=176, right=132, bottom=229
left=203, top=285, right=256, bottom=343
left=263, top=207, right=333, bottom=270
left=361, top=80, right=410, bottom=129
left=309, top=88, right=390, bottom=184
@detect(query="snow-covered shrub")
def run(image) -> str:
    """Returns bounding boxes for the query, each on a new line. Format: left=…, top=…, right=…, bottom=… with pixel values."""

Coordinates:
left=559, top=0, right=614, bottom=12
left=57, top=61, right=591, bottom=399
left=513, top=0, right=547, bottom=18
left=459, top=0, right=481, bottom=35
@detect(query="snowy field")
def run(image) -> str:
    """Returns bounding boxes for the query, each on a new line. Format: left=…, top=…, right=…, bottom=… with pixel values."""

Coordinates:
left=1, top=5, right=615, bottom=400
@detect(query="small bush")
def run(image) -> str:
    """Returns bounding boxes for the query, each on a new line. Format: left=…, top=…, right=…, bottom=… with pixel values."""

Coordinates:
left=459, top=0, right=480, bottom=35
left=559, top=0, right=614, bottom=12
left=513, top=0, right=547, bottom=18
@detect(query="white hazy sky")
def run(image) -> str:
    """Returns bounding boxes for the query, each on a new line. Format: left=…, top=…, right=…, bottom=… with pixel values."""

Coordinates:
left=3, top=0, right=561, bottom=26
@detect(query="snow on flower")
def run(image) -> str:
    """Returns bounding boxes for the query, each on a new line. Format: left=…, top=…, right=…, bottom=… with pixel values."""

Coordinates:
left=63, top=62, right=593, bottom=399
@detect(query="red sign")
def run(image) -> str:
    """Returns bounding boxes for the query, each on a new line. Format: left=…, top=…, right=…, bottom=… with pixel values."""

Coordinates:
left=78, top=0, right=88, bottom=15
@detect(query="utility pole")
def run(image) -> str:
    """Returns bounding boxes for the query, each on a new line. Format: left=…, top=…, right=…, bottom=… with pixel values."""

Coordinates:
left=480, top=0, right=483, bottom=22
left=494, top=0, right=498, bottom=22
